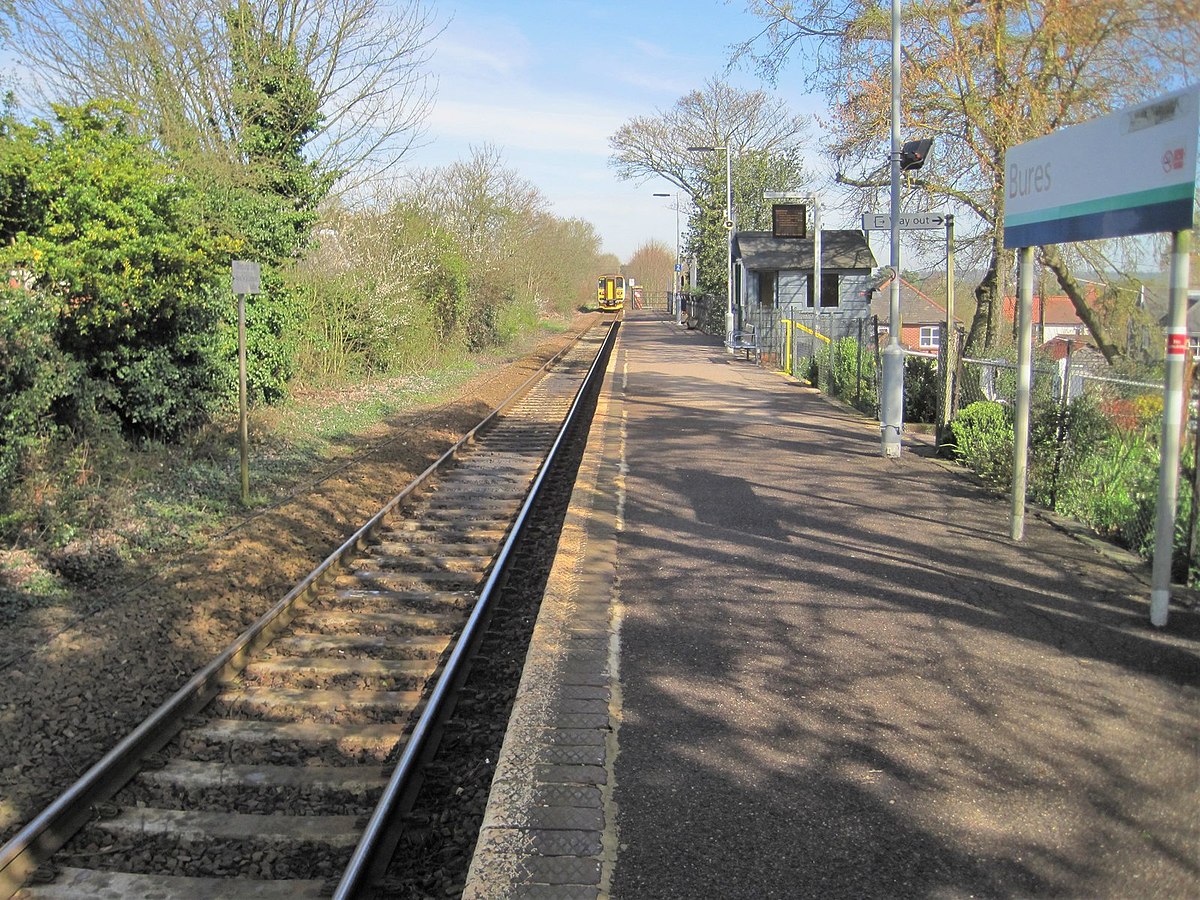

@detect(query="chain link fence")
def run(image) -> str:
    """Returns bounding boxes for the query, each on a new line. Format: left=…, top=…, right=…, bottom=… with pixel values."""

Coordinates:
left=673, top=297, right=1199, bottom=581
left=953, top=343, right=1199, bottom=581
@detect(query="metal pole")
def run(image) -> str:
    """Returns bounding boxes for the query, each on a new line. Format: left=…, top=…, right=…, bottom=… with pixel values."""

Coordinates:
left=1150, top=228, right=1192, bottom=627
left=238, top=292, right=249, bottom=506
left=676, top=192, right=686, bottom=319
left=725, top=148, right=735, bottom=341
left=813, top=199, right=822, bottom=312
left=880, top=0, right=904, bottom=457
left=1010, top=245, right=1034, bottom=540
left=937, top=215, right=956, bottom=448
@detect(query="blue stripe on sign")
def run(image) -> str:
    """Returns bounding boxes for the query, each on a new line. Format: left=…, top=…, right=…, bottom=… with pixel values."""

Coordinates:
left=1004, top=197, right=1194, bottom=248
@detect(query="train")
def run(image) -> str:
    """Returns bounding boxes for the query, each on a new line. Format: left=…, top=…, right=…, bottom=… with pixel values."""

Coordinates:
left=597, top=274, right=628, bottom=312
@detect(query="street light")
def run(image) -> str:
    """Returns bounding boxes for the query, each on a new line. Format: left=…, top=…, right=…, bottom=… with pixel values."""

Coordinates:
left=880, top=0, right=905, bottom=457
left=653, top=191, right=682, bottom=317
left=687, top=145, right=735, bottom=341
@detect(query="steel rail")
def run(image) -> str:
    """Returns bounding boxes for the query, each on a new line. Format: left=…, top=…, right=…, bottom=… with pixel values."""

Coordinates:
left=332, top=319, right=619, bottom=898
left=0, top=328, right=593, bottom=899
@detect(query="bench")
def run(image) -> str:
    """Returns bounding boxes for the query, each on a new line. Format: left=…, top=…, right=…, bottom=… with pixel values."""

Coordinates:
left=729, top=324, right=759, bottom=362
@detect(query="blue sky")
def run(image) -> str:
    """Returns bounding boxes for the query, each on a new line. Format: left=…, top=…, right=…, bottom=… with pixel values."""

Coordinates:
left=405, top=0, right=830, bottom=262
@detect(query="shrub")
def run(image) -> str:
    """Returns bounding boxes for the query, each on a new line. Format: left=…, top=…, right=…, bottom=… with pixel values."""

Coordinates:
left=1, top=102, right=225, bottom=438
left=950, top=400, right=1013, bottom=487
left=825, top=336, right=877, bottom=413
left=0, top=288, right=80, bottom=485
left=904, top=356, right=939, bottom=423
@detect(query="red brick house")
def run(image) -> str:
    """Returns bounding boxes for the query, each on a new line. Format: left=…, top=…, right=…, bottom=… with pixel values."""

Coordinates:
left=868, top=276, right=962, bottom=354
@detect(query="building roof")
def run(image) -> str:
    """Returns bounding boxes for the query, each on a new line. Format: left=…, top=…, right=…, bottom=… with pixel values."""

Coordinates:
left=733, top=229, right=876, bottom=272
left=868, top=276, right=963, bottom=326
left=1001, top=293, right=1088, bottom=327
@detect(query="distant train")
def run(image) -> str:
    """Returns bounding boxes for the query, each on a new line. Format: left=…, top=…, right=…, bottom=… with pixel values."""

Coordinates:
left=597, top=274, right=628, bottom=312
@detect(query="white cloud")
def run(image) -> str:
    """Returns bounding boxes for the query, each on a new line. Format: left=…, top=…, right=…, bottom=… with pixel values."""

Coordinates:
left=431, top=14, right=532, bottom=80
left=427, top=96, right=624, bottom=156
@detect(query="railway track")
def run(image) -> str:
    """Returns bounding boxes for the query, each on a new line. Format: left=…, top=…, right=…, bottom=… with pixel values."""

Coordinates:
left=0, top=321, right=618, bottom=899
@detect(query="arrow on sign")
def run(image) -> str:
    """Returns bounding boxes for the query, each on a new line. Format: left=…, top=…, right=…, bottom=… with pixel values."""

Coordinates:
left=861, top=212, right=948, bottom=231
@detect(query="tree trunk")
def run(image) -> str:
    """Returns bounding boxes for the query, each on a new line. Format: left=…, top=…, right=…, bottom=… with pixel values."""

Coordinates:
left=1040, top=244, right=1122, bottom=364
left=965, top=229, right=1009, bottom=356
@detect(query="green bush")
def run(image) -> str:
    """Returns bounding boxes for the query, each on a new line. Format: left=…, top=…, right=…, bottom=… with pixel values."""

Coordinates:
left=0, top=288, right=80, bottom=484
left=904, top=356, right=939, bottom=424
left=1, top=102, right=226, bottom=438
left=823, top=336, right=878, bottom=413
left=950, top=400, right=1013, bottom=487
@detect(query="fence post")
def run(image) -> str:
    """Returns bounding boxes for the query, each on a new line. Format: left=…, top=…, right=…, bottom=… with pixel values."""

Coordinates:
left=1050, top=341, right=1074, bottom=508
left=856, top=318, right=864, bottom=407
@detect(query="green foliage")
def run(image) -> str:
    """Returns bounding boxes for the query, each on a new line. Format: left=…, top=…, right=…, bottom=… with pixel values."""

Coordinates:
left=950, top=392, right=1191, bottom=572
left=0, top=288, right=80, bottom=484
left=1053, top=424, right=1160, bottom=554
left=904, top=356, right=939, bottom=424
left=950, top=400, right=1013, bottom=487
left=0, top=102, right=225, bottom=439
left=228, top=3, right=334, bottom=259
left=424, top=236, right=470, bottom=345
left=819, top=336, right=877, bottom=414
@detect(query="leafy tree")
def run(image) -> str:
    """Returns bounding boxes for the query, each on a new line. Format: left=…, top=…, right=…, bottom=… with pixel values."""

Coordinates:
left=625, top=240, right=674, bottom=297
left=0, top=102, right=225, bottom=438
left=732, top=0, right=1200, bottom=360
left=199, top=8, right=337, bottom=403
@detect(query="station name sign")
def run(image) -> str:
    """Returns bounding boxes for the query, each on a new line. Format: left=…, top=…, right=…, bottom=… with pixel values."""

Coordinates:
left=1004, top=87, right=1199, bottom=248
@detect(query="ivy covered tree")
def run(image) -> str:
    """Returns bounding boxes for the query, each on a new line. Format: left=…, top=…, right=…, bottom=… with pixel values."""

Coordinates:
left=202, top=4, right=337, bottom=403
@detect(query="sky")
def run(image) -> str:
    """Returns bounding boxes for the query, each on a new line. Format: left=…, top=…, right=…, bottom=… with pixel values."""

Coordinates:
left=404, top=0, right=831, bottom=263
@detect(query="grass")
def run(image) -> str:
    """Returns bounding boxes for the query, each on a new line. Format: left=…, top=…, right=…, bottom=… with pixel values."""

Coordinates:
left=0, top=316, right=574, bottom=606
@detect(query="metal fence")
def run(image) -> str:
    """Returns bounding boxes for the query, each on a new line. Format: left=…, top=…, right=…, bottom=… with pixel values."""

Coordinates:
left=741, top=305, right=880, bottom=413
left=953, top=347, right=1200, bottom=579
left=724, top=305, right=1196, bottom=580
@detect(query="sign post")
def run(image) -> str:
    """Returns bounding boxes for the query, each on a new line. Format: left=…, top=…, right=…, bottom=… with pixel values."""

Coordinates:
left=1003, top=87, right=1198, bottom=626
left=232, top=261, right=262, bottom=507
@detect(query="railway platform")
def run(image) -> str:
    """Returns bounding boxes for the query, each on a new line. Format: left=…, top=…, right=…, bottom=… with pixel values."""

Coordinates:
left=463, top=308, right=1200, bottom=899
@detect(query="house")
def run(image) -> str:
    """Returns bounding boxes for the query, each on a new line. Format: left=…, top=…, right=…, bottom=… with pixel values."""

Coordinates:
left=868, top=276, right=963, bottom=355
left=1001, top=292, right=1092, bottom=345
left=733, top=229, right=877, bottom=335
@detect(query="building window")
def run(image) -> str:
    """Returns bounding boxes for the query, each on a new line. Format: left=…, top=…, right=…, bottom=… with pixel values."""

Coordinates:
left=758, top=270, right=777, bottom=307
left=806, top=272, right=840, bottom=308
left=919, top=325, right=940, bottom=349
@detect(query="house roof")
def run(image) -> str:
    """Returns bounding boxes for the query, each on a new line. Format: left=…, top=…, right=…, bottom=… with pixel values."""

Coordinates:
left=1001, top=293, right=1088, bottom=327
left=733, top=229, right=876, bottom=272
left=868, top=276, right=962, bottom=326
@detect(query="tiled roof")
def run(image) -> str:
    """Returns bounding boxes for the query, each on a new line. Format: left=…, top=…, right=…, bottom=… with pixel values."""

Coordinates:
left=869, top=277, right=963, bottom=325
left=733, top=229, right=876, bottom=271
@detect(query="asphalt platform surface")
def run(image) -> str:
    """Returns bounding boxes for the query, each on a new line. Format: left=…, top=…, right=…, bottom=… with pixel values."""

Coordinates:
left=466, top=308, right=1199, bottom=899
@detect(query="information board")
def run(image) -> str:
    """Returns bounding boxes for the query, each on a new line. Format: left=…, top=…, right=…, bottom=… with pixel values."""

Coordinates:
left=772, top=204, right=807, bottom=239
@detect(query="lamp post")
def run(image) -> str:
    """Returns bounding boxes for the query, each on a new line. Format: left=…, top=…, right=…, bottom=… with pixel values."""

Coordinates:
left=653, top=191, right=682, bottom=314
left=687, top=145, right=734, bottom=341
left=879, top=0, right=905, bottom=457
